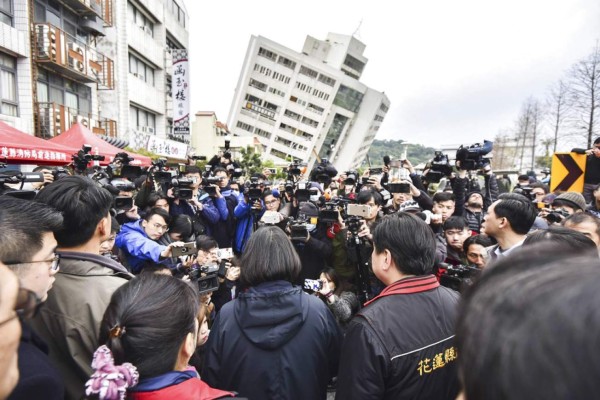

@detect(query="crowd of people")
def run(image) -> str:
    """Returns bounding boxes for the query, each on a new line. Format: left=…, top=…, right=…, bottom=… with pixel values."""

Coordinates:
left=0, top=137, right=599, bottom=400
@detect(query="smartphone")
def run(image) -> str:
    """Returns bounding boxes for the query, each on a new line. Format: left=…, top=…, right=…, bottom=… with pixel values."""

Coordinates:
left=347, top=203, right=372, bottom=218
left=361, top=177, right=371, bottom=185
left=217, top=247, right=233, bottom=260
left=319, top=209, right=339, bottom=223
left=304, top=279, right=323, bottom=292
left=267, top=168, right=277, bottom=174
left=171, top=242, right=198, bottom=258
left=388, top=182, right=411, bottom=194
left=369, top=167, right=383, bottom=175
left=388, top=160, right=402, bottom=168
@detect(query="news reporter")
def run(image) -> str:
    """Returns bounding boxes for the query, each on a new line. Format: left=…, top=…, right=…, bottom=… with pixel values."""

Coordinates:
left=317, top=267, right=359, bottom=331
left=202, top=226, right=342, bottom=400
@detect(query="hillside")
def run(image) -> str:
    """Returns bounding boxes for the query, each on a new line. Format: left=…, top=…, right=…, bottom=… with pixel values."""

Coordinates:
left=366, top=139, right=436, bottom=167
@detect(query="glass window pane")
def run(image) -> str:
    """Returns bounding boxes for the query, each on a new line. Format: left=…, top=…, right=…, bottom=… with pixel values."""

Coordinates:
left=37, top=82, right=49, bottom=102
left=1, top=70, right=16, bottom=101
left=49, top=87, right=63, bottom=103
left=2, top=103, right=17, bottom=117
left=148, top=113, right=155, bottom=129
left=129, top=106, right=137, bottom=127
left=65, top=92, right=78, bottom=111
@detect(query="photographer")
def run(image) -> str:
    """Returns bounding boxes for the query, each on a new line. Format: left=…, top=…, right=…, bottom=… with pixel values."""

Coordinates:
left=291, top=201, right=333, bottom=285
left=233, top=174, right=269, bottom=254
left=157, top=214, right=195, bottom=274
left=542, top=192, right=587, bottom=225
left=439, top=216, right=471, bottom=267
left=115, top=208, right=185, bottom=274
left=463, top=235, right=493, bottom=269
left=452, top=164, right=499, bottom=234
left=170, top=166, right=219, bottom=237
left=316, top=267, right=359, bottom=332
left=583, top=137, right=600, bottom=203
left=205, top=167, right=240, bottom=249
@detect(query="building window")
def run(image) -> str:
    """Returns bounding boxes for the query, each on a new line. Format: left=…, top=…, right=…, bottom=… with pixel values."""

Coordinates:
left=343, top=54, right=365, bottom=74
left=277, top=55, right=296, bottom=70
left=258, top=47, right=277, bottom=62
left=129, top=53, right=155, bottom=86
left=284, top=109, right=301, bottom=121
left=130, top=105, right=156, bottom=133
left=379, top=102, right=389, bottom=113
left=128, top=2, right=154, bottom=37
left=255, top=127, right=271, bottom=139
left=0, top=53, right=17, bottom=116
left=249, top=78, right=267, bottom=91
left=299, top=65, right=318, bottom=79
left=36, top=67, right=92, bottom=115
left=0, top=0, right=12, bottom=26
left=34, top=0, right=84, bottom=41
left=317, top=73, right=336, bottom=87
left=236, top=121, right=254, bottom=133
left=167, top=0, right=185, bottom=28
left=333, top=85, right=364, bottom=113
left=166, top=35, right=183, bottom=53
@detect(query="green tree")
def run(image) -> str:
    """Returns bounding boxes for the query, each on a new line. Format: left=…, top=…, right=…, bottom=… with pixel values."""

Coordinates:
left=239, top=146, right=263, bottom=176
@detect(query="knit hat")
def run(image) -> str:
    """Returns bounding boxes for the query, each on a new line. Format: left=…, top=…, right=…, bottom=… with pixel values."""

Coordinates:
left=398, top=200, right=421, bottom=213
left=554, top=192, right=587, bottom=211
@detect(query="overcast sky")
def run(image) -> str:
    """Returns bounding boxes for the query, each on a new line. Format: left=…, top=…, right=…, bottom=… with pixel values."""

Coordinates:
left=187, top=0, right=600, bottom=148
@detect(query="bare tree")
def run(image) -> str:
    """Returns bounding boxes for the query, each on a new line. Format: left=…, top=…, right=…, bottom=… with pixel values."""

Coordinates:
left=529, top=99, right=543, bottom=171
left=546, top=79, right=571, bottom=153
left=568, top=43, right=600, bottom=148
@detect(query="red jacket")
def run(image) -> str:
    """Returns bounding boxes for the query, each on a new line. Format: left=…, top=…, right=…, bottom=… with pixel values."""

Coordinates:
left=128, top=377, right=235, bottom=400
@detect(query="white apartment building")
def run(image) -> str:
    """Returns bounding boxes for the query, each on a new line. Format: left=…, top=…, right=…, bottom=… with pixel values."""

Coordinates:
left=228, top=33, right=390, bottom=171
left=0, top=0, right=189, bottom=156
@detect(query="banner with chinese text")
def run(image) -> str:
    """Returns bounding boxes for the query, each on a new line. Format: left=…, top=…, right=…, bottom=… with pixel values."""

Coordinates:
left=171, top=49, right=190, bottom=139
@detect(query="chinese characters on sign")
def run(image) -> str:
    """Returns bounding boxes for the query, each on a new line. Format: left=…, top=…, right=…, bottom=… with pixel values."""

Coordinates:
left=416, top=346, right=457, bottom=377
left=146, top=135, right=188, bottom=158
left=171, top=49, right=190, bottom=138
left=0, top=147, right=69, bottom=162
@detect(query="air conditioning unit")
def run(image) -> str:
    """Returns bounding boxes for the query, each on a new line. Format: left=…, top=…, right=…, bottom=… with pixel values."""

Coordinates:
left=68, top=43, right=85, bottom=72
left=76, top=116, right=89, bottom=128
left=146, top=127, right=155, bottom=134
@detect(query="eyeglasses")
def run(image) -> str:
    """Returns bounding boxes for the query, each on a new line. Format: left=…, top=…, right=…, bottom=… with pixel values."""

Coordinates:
left=264, top=199, right=279, bottom=205
left=152, top=223, right=169, bottom=232
left=0, top=288, right=42, bottom=327
left=5, top=254, right=60, bottom=272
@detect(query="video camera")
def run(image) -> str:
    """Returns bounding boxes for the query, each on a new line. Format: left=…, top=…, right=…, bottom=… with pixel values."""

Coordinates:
left=171, top=177, right=195, bottom=200
left=71, top=144, right=105, bottom=173
left=425, top=151, right=452, bottom=184
left=287, top=160, right=305, bottom=179
left=344, top=170, right=359, bottom=186
left=52, top=167, right=70, bottom=181
left=439, top=263, right=481, bottom=293
left=188, top=262, right=226, bottom=295
left=244, top=176, right=262, bottom=205
left=0, top=169, right=44, bottom=200
left=288, top=216, right=309, bottom=241
left=456, top=140, right=493, bottom=171
left=309, top=158, right=337, bottom=185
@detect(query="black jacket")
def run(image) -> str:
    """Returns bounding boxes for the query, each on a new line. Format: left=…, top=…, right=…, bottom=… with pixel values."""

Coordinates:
left=9, top=322, right=64, bottom=400
left=203, top=280, right=342, bottom=400
left=336, top=275, right=460, bottom=400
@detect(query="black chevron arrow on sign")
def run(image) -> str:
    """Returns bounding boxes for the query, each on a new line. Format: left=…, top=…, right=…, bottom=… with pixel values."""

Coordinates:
left=555, top=154, right=584, bottom=191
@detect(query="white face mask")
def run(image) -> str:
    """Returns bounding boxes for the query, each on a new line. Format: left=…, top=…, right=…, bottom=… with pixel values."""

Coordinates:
left=232, top=190, right=240, bottom=197
left=309, top=195, right=319, bottom=203
left=306, top=223, right=317, bottom=232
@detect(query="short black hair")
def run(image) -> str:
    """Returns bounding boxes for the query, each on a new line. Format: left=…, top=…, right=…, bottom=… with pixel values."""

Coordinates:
left=443, top=216, right=469, bottom=231
left=195, top=235, right=217, bottom=252
left=184, top=166, right=201, bottom=175
left=35, top=176, right=113, bottom=247
left=494, top=193, right=537, bottom=235
left=456, top=244, right=600, bottom=400
left=169, top=214, right=193, bottom=238
left=372, top=213, right=436, bottom=276
left=100, top=274, right=198, bottom=379
left=213, top=167, right=228, bottom=176
left=357, top=189, right=383, bottom=206
left=594, top=136, right=600, bottom=145
left=240, top=226, right=301, bottom=288
left=523, top=226, right=597, bottom=256
left=147, top=192, right=168, bottom=208
left=563, top=213, right=600, bottom=238
left=463, top=235, right=493, bottom=254
left=529, top=182, right=549, bottom=194
left=0, top=197, right=63, bottom=264
left=433, top=192, right=455, bottom=204
left=144, top=207, right=171, bottom=225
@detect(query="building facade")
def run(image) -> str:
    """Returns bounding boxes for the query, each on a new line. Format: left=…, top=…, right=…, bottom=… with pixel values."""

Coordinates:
left=228, top=33, right=390, bottom=171
left=0, top=0, right=189, bottom=157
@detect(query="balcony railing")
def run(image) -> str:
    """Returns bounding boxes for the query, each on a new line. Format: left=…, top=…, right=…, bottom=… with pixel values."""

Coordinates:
left=60, top=0, right=113, bottom=26
left=35, top=102, right=117, bottom=139
left=33, top=23, right=115, bottom=90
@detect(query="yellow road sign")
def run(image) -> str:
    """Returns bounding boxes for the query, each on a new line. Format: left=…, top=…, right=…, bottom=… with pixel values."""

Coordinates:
left=550, top=152, right=587, bottom=193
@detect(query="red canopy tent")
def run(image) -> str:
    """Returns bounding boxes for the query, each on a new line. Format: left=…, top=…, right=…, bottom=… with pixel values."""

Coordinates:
left=49, top=123, right=152, bottom=167
left=0, top=120, right=74, bottom=166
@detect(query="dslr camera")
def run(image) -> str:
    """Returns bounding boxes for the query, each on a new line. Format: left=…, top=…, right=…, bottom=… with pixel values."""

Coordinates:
left=439, top=263, right=481, bottom=293
left=425, top=151, right=453, bottom=183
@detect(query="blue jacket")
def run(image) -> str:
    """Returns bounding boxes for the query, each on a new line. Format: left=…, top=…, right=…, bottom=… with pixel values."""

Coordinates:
left=203, top=280, right=342, bottom=400
left=233, top=198, right=264, bottom=254
left=115, top=220, right=167, bottom=274
left=209, top=189, right=241, bottom=248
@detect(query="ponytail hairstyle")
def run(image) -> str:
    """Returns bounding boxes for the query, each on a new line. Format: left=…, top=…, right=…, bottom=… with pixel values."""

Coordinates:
left=98, top=274, right=199, bottom=379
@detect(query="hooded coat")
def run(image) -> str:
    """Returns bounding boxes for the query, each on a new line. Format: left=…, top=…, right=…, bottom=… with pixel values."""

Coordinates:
left=202, top=280, right=342, bottom=400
